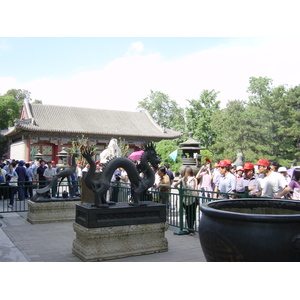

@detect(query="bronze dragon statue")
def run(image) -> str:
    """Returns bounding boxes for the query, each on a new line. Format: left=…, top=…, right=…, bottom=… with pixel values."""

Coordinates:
left=81, top=142, right=160, bottom=207
left=31, top=152, right=78, bottom=201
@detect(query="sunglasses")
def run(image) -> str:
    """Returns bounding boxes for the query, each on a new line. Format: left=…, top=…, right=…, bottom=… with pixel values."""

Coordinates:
left=220, top=166, right=226, bottom=169
left=258, top=165, right=267, bottom=168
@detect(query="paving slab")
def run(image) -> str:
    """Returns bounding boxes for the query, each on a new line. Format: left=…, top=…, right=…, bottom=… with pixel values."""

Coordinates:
left=0, top=212, right=206, bottom=262
left=0, top=227, right=28, bottom=262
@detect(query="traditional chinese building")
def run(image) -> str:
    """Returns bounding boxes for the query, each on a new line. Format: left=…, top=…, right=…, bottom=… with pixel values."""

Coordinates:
left=2, top=100, right=182, bottom=163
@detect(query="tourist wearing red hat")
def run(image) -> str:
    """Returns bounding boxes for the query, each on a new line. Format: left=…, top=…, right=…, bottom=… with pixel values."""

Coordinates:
left=223, top=159, right=232, bottom=167
left=236, top=163, right=259, bottom=196
left=235, top=166, right=244, bottom=194
left=95, top=161, right=103, bottom=173
left=218, top=160, right=236, bottom=199
left=255, top=159, right=290, bottom=198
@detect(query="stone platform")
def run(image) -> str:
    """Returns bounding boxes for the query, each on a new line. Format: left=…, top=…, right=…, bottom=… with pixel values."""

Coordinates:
left=75, top=201, right=166, bottom=228
left=27, top=198, right=81, bottom=224
left=72, top=202, right=168, bottom=261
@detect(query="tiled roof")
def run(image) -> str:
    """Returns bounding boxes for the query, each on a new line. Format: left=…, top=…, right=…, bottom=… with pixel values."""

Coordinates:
left=9, top=103, right=182, bottom=139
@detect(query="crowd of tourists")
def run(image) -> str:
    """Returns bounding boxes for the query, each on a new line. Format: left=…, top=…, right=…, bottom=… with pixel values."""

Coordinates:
left=166, top=158, right=299, bottom=201
left=152, top=158, right=300, bottom=235
left=2, top=155, right=300, bottom=235
left=0, top=158, right=82, bottom=209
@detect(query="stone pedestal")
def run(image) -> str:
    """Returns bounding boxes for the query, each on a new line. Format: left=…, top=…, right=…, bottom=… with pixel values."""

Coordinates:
left=27, top=199, right=81, bottom=224
left=72, top=222, right=168, bottom=261
left=72, top=202, right=168, bottom=261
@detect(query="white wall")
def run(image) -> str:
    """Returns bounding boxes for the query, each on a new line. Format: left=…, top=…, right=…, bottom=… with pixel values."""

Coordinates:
left=10, top=141, right=27, bottom=160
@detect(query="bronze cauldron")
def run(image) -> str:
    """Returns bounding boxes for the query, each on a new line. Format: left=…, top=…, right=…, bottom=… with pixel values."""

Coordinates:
left=199, top=199, right=300, bottom=262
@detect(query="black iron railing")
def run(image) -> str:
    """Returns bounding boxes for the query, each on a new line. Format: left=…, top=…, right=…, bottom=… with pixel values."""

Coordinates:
left=0, top=180, right=252, bottom=234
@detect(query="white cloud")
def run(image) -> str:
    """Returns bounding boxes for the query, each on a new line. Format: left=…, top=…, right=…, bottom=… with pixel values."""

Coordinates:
left=1, top=39, right=300, bottom=111
left=0, top=77, right=19, bottom=95
left=126, top=41, right=144, bottom=56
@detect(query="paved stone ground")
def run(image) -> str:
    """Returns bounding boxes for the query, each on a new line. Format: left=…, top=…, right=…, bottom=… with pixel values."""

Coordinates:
left=0, top=212, right=206, bottom=262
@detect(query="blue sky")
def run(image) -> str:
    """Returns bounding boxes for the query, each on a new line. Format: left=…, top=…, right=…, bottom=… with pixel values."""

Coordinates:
left=0, top=37, right=233, bottom=82
left=1, top=1, right=300, bottom=112
left=1, top=37, right=300, bottom=112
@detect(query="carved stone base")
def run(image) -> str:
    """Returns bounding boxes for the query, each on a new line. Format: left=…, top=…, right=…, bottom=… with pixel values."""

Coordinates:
left=27, top=200, right=81, bottom=224
left=72, top=222, right=169, bottom=261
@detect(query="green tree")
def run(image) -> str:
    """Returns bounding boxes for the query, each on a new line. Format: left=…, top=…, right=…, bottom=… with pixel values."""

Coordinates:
left=137, top=90, right=185, bottom=132
left=185, top=89, right=220, bottom=148
left=247, top=76, right=273, bottom=103
left=33, top=99, right=43, bottom=104
left=118, top=138, right=129, bottom=157
left=155, top=140, right=181, bottom=173
left=4, top=89, right=32, bottom=111
left=0, top=95, right=20, bottom=157
left=4, top=89, right=31, bottom=102
left=0, top=95, right=20, bottom=129
left=285, top=85, right=300, bottom=164
left=211, top=77, right=300, bottom=166
left=210, top=100, right=262, bottom=162
left=0, top=89, right=43, bottom=157
left=247, top=77, right=300, bottom=166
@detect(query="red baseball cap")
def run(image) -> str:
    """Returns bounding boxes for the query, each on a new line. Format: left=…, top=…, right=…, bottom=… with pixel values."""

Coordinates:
left=243, top=162, right=254, bottom=170
left=257, top=159, right=270, bottom=166
left=219, top=160, right=229, bottom=167
left=223, top=159, right=232, bottom=166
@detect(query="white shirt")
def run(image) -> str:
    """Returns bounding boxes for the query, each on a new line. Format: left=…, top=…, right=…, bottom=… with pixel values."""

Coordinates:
left=257, top=171, right=287, bottom=198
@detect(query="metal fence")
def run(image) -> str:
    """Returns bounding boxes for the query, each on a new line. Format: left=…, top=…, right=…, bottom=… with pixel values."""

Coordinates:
left=0, top=180, right=250, bottom=234
left=97, top=182, right=252, bottom=234
left=0, top=179, right=77, bottom=213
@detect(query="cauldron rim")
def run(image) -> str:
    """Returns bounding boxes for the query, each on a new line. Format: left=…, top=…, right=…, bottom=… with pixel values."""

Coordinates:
left=200, top=198, right=300, bottom=223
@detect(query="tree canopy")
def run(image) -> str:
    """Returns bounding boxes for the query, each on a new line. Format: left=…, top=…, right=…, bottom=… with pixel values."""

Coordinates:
left=141, top=77, right=300, bottom=169
left=209, top=78, right=300, bottom=166
left=0, top=89, right=43, bottom=157
left=137, top=90, right=185, bottom=133
left=185, top=89, right=220, bottom=148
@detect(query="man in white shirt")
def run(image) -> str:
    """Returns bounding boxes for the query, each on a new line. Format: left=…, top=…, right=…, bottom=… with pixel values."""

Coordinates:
left=255, top=159, right=290, bottom=198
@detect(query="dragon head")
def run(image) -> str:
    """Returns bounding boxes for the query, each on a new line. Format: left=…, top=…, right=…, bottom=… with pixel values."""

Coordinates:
left=80, top=145, right=95, bottom=158
left=142, top=142, right=161, bottom=171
